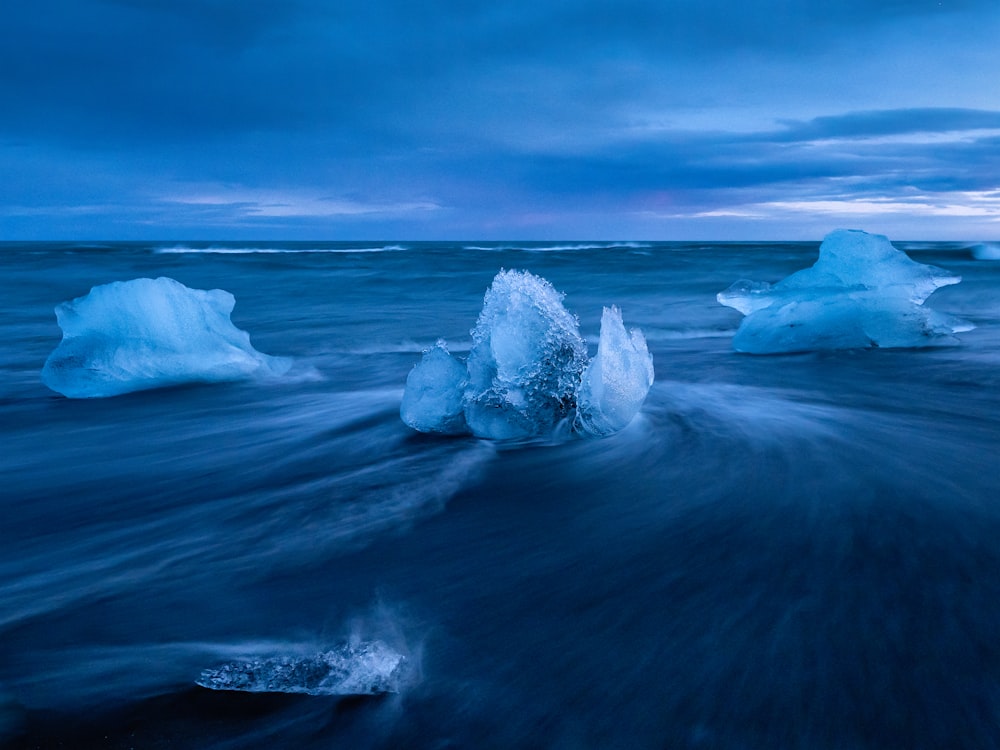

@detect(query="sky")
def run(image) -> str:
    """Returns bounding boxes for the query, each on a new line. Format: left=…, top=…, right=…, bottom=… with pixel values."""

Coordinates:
left=3, top=0, right=1000, bottom=240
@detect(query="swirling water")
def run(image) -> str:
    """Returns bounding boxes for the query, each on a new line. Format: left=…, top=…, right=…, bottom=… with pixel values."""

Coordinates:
left=2, top=240, right=1000, bottom=748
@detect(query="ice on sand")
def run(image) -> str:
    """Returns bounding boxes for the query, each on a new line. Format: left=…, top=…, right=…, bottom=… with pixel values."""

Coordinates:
left=42, top=277, right=290, bottom=398
left=717, top=229, right=972, bottom=354
left=196, top=641, right=405, bottom=696
left=402, top=270, right=653, bottom=439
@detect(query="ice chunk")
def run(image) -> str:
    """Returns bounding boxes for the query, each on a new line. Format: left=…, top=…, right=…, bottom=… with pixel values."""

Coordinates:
left=715, top=279, right=775, bottom=315
left=42, top=277, right=290, bottom=398
left=464, top=270, right=588, bottom=440
left=717, top=229, right=971, bottom=354
left=196, top=641, right=405, bottom=696
left=400, top=340, right=469, bottom=435
left=575, top=306, right=654, bottom=436
left=401, top=270, right=652, bottom=439
left=971, top=242, right=1000, bottom=260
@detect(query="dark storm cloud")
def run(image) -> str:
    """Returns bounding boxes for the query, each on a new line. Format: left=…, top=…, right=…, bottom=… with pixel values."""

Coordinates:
left=2, top=0, right=999, bottom=237
left=3, top=0, right=991, bottom=144
left=1, top=0, right=338, bottom=140
left=514, top=109, right=1000, bottom=199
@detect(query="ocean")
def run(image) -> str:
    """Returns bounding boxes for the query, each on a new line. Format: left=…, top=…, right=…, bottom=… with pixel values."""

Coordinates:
left=2, top=239, right=1000, bottom=748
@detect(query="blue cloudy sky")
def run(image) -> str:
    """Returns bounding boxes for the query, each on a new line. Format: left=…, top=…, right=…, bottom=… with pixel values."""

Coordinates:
left=3, top=0, right=1000, bottom=239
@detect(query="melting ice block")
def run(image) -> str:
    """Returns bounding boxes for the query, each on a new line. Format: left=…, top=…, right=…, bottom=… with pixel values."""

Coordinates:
left=717, top=229, right=972, bottom=354
left=575, top=306, right=654, bottom=436
left=401, top=270, right=652, bottom=439
left=971, top=242, right=1000, bottom=260
left=464, top=270, right=589, bottom=439
left=42, top=277, right=291, bottom=398
left=400, top=340, right=469, bottom=434
left=196, top=641, right=405, bottom=696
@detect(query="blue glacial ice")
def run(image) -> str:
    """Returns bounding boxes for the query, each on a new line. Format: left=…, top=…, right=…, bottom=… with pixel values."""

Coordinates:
left=400, top=340, right=469, bottom=435
left=575, top=306, right=655, bottom=436
left=42, top=277, right=291, bottom=398
left=971, top=242, right=1000, bottom=260
left=464, top=270, right=589, bottom=440
left=717, top=229, right=973, bottom=354
left=401, top=270, right=652, bottom=439
left=196, top=641, right=405, bottom=696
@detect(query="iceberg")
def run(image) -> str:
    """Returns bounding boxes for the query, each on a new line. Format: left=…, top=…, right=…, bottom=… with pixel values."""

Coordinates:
left=401, top=270, right=652, bottom=440
left=196, top=641, right=405, bottom=696
left=717, top=229, right=972, bottom=354
left=42, top=277, right=291, bottom=398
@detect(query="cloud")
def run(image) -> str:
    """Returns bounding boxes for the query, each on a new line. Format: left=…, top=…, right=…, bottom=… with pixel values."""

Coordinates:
left=515, top=108, right=1000, bottom=198
left=3, top=1, right=1000, bottom=238
left=163, top=186, right=441, bottom=219
left=774, top=109, right=1000, bottom=142
left=5, top=0, right=997, bottom=148
left=736, top=193, right=1000, bottom=220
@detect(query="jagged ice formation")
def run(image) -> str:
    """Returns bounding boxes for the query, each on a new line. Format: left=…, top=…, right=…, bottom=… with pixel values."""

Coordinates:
left=401, top=270, right=653, bottom=440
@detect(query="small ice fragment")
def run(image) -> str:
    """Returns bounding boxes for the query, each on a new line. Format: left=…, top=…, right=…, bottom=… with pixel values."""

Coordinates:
left=400, top=340, right=469, bottom=435
left=971, top=242, right=1000, bottom=260
left=400, top=270, right=653, bottom=440
left=196, top=641, right=405, bottom=696
left=575, top=306, right=654, bottom=436
left=41, top=277, right=290, bottom=398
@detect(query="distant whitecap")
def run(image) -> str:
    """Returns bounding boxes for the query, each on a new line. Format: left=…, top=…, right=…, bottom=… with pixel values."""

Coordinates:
left=155, top=245, right=407, bottom=254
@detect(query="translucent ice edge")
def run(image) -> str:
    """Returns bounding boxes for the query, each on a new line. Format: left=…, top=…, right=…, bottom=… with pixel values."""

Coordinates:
left=716, top=229, right=973, bottom=354
left=401, top=269, right=653, bottom=440
left=42, top=276, right=291, bottom=398
left=196, top=641, right=405, bottom=696
left=971, top=242, right=1000, bottom=261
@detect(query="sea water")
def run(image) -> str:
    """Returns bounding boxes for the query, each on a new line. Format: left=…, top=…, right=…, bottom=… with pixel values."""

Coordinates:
left=2, top=240, right=1000, bottom=748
